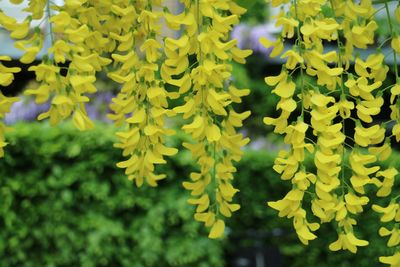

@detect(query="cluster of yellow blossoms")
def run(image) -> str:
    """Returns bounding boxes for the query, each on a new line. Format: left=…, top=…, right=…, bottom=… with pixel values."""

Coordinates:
left=264, top=0, right=400, bottom=264
left=0, top=0, right=251, bottom=238
left=164, top=0, right=252, bottom=238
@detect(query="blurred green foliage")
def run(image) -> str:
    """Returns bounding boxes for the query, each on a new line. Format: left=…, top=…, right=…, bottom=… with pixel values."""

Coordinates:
left=0, top=123, right=223, bottom=267
left=235, top=0, right=268, bottom=24
left=0, top=123, right=398, bottom=266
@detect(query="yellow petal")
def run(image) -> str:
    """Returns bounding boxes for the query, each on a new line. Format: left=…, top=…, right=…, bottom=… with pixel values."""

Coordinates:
left=206, top=124, right=221, bottom=142
left=208, top=219, right=225, bottom=239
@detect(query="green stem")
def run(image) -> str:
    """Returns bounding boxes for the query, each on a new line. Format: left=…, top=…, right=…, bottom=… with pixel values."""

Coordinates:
left=377, top=36, right=393, bottom=49
left=329, top=0, right=347, bottom=196
left=196, top=0, right=202, bottom=61
left=46, top=0, right=54, bottom=45
left=373, top=0, right=397, bottom=4
left=293, top=0, right=305, bottom=119
left=384, top=1, right=399, bottom=83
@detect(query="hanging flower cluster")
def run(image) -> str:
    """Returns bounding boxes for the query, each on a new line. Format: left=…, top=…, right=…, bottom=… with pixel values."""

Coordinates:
left=108, top=0, right=179, bottom=187
left=0, top=0, right=251, bottom=238
left=164, top=0, right=252, bottom=238
left=264, top=0, right=400, bottom=263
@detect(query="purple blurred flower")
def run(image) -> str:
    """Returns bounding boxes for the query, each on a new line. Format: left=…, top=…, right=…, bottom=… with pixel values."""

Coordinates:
left=85, top=91, right=113, bottom=121
left=231, top=23, right=277, bottom=58
left=5, top=98, right=49, bottom=124
left=231, top=24, right=251, bottom=49
left=249, top=24, right=275, bottom=55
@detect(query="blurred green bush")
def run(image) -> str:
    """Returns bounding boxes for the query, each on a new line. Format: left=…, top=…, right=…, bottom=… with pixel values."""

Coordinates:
left=0, top=123, right=223, bottom=267
left=0, top=123, right=397, bottom=266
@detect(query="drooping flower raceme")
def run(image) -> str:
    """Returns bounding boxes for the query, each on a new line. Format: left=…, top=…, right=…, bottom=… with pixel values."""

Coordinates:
left=165, top=0, right=252, bottom=238
left=263, top=0, right=400, bottom=262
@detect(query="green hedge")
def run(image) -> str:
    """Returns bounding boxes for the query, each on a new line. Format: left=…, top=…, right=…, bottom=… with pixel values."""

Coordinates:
left=0, top=123, right=398, bottom=266
left=0, top=123, right=223, bottom=267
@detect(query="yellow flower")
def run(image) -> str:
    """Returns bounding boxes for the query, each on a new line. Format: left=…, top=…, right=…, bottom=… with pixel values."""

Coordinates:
left=281, top=49, right=304, bottom=70
left=373, top=202, right=399, bottom=223
left=292, top=171, right=316, bottom=190
left=379, top=226, right=400, bottom=247
left=272, top=150, right=299, bottom=180
left=140, top=39, right=162, bottom=63
left=259, top=37, right=284, bottom=58
left=0, top=11, right=17, bottom=30
left=344, top=193, right=369, bottom=215
left=369, top=141, right=392, bottom=161
left=69, top=75, right=97, bottom=94
left=264, top=111, right=291, bottom=134
left=354, top=124, right=385, bottom=147
left=0, top=56, right=21, bottom=86
left=311, top=198, right=336, bottom=222
left=355, top=54, right=388, bottom=82
left=356, top=96, right=383, bottom=123
left=380, top=252, right=400, bottom=266
left=347, top=21, right=377, bottom=49
left=49, top=11, right=71, bottom=32
left=376, top=168, right=399, bottom=197
left=293, top=208, right=319, bottom=245
left=72, top=108, right=94, bottom=131
left=28, top=63, right=60, bottom=84
left=390, top=84, right=400, bottom=104
left=301, top=18, right=339, bottom=44
left=394, top=124, right=400, bottom=142
left=392, top=36, right=400, bottom=54
left=346, top=76, right=382, bottom=100
left=19, top=46, right=41, bottom=64
left=276, top=14, right=299, bottom=39
left=329, top=231, right=369, bottom=253
left=65, top=24, right=90, bottom=43
left=48, top=40, right=71, bottom=64
left=10, top=19, right=30, bottom=39
left=268, top=189, right=303, bottom=217
left=338, top=96, right=354, bottom=119
left=269, top=72, right=296, bottom=99
left=208, top=219, right=225, bottom=239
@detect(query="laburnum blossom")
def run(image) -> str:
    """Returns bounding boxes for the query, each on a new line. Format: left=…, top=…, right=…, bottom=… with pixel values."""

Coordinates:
left=172, top=0, right=251, bottom=239
left=108, top=1, right=178, bottom=187
left=263, top=70, right=296, bottom=134
left=0, top=56, right=21, bottom=87
left=349, top=150, right=381, bottom=194
left=373, top=200, right=400, bottom=266
left=263, top=0, right=399, bottom=260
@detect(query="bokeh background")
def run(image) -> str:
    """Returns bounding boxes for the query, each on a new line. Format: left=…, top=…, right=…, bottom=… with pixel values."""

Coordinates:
left=1, top=1, right=400, bottom=266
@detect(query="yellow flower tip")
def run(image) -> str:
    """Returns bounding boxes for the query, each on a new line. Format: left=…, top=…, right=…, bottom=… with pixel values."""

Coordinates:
left=20, top=47, right=41, bottom=64
left=72, top=109, right=94, bottom=131
left=205, top=124, right=221, bottom=142
left=10, top=20, right=30, bottom=39
left=0, top=73, right=15, bottom=87
left=391, top=37, right=400, bottom=54
left=329, top=234, right=344, bottom=252
left=379, top=253, right=400, bottom=265
left=208, top=219, right=225, bottom=239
